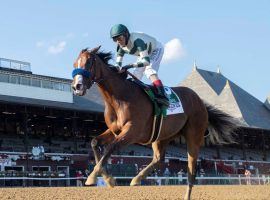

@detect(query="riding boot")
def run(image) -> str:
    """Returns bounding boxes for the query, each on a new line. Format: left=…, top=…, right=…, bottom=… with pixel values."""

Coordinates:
left=152, top=79, right=170, bottom=107
left=156, top=85, right=170, bottom=107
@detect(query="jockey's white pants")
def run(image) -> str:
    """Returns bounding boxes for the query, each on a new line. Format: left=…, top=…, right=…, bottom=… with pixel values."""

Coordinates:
left=133, top=42, right=164, bottom=80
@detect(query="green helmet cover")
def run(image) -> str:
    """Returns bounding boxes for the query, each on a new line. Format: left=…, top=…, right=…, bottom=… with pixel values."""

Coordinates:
left=110, top=24, right=128, bottom=38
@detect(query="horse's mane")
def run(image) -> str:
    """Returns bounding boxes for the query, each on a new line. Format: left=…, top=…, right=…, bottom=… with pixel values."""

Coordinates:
left=82, top=48, right=113, bottom=64
left=96, top=50, right=128, bottom=79
left=96, top=51, right=113, bottom=64
left=82, top=48, right=128, bottom=79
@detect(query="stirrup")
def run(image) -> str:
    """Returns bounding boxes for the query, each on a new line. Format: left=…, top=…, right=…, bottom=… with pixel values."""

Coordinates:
left=155, top=97, right=170, bottom=107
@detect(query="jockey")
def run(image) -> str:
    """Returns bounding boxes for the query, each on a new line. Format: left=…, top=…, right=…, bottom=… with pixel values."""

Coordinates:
left=110, top=24, right=169, bottom=107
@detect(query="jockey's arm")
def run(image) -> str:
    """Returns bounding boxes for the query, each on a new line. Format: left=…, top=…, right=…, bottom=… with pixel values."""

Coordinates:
left=132, top=38, right=150, bottom=68
left=116, top=45, right=125, bottom=67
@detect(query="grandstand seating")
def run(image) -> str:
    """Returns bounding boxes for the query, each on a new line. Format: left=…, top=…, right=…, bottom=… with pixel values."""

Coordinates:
left=219, top=147, right=243, bottom=160
left=1, top=133, right=270, bottom=162
left=166, top=145, right=187, bottom=158
left=119, top=144, right=153, bottom=156
left=245, top=149, right=264, bottom=161
left=1, top=132, right=270, bottom=178
left=199, top=147, right=217, bottom=159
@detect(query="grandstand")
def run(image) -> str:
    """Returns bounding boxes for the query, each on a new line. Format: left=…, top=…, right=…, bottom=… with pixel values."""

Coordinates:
left=0, top=58, right=270, bottom=187
left=180, top=66, right=270, bottom=160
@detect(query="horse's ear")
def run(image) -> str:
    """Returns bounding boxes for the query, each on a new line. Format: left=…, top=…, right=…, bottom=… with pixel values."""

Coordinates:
left=90, top=46, right=101, bottom=54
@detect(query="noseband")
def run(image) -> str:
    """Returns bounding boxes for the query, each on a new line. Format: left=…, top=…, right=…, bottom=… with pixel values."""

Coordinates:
left=72, top=52, right=95, bottom=77
left=72, top=53, right=104, bottom=84
left=72, top=68, right=91, bottom=79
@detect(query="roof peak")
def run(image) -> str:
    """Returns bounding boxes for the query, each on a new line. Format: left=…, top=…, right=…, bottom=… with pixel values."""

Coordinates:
left=192, top=60, right=198, bottom=71
left=217, top=66, right=221, bottom=74
left=224, top=80, right=231, bottom=89
left=265, top=97, right=270, bottom=111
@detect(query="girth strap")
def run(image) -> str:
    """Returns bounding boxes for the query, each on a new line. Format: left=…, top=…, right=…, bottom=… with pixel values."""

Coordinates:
left=141, top=115, right=164, bottom=145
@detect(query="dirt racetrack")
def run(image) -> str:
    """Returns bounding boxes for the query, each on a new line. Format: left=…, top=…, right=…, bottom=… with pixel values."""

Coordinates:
left=0, top=185, right=269, bottom=200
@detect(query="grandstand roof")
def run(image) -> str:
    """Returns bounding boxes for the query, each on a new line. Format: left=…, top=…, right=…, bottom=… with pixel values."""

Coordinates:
left=0, top=91, right=104, bottom=113
left=180, top=67, right=270, bottom=130
left=265, top=96, right=270, bottom=111
left=0, top=68, right=104, bottom=113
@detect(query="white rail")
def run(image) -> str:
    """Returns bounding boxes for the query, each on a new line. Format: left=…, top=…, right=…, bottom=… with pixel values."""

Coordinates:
left=0, top=175, right=269, bottom=185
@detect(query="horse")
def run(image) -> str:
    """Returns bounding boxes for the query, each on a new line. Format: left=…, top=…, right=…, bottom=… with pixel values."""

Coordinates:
left=71, top=46, right=237, bottom=200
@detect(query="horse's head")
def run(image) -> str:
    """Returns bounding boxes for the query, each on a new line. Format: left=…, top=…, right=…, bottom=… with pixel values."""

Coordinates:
left=72, top=46, right=127, bottom=96
left=71, top=46, right=101, bottom=96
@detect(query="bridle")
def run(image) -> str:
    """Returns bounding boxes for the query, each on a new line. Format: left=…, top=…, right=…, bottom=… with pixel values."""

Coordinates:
left=72, top=52, right=105, bottom=86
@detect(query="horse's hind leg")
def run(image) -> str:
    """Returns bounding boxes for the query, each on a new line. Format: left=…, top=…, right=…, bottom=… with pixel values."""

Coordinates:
left=183, top=126, right=204, bottom=200
left=130, top=140, right=169, bottom=186
left=85, top=129, right=116, bottom=187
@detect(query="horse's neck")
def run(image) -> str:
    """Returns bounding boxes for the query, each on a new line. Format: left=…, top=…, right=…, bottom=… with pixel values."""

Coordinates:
left=96, top=64, right=129, bottom=106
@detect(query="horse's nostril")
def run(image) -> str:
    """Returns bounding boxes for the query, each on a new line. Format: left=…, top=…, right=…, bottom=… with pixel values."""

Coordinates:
left=76, top=84, right=82, bottom=90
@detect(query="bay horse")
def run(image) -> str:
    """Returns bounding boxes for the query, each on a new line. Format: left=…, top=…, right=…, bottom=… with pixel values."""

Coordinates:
left=71, top=46, right=237, bottom=200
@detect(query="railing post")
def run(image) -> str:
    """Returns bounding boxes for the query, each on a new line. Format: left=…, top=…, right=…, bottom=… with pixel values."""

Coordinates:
left=238, top=175, right=241, bottom=185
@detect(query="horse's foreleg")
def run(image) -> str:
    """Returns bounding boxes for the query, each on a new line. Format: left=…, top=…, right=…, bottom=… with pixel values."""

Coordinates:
left=85, top=129, right=116, bottom=186
left=130, top=140, right=167, bottom=186
left=89, top=126, right=132, bottom=188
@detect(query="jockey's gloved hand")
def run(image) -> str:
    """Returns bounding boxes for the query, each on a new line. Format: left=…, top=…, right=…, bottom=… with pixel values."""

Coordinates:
left=121, top=64, right=134, bottom=70
left=113, top=65, right=121, bottom=70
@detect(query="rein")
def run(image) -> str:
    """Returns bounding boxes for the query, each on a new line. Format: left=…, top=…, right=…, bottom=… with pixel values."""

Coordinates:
left=92, top=68, right=140, bottom=86
left=72, top=52, right=137, bottom=86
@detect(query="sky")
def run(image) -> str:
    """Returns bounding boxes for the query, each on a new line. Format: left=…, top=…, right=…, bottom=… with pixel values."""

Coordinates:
left=0, top=0, right=269, bottom=102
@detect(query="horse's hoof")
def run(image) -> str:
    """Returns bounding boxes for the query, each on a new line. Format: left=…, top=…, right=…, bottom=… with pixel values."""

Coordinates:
left=130, top=183, right=140, bottom=186
left=130, top=178, right=141, bottom=186
left=85, top=176, right=97, bottom=186
left=104, top=176, right=116, bottom=188
left=84, top=184, right=97, bottom=187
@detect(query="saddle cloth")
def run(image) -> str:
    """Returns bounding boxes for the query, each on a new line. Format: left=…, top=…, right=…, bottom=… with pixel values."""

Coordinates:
left=164, top=86, right=184, bottom=115
left=129, top=78, right=184, bottom=116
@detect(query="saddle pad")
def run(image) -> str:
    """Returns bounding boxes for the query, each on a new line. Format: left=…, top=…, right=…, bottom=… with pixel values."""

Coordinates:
left=164, top=86, right=184, bottom=115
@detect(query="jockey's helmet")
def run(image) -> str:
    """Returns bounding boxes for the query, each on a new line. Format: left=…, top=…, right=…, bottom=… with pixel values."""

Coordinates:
left=110, top=24, right=129, bottom=38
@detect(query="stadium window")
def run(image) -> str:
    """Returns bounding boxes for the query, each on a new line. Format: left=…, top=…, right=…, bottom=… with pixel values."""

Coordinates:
left=20, top=77, right=31, bottom=86
left=0, top=73, right=9, bottom=83
left=53, top=82, right=61, bottom=90
left=42, top=80, right=53, bottom=89
left=10, top=62, right=21, bottom=70
left=20, top=64, right=31, bottom=71
left=63, top=83, right=71, bottom=92
left=9, top=75, right=20, bottom=84
left=0, top=60, right=11, bottom=68
left=32, top=78, right=41, bottom=87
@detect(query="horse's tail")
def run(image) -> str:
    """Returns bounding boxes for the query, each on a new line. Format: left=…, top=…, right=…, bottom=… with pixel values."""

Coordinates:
left=205, top=103, right=239, bottom=144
